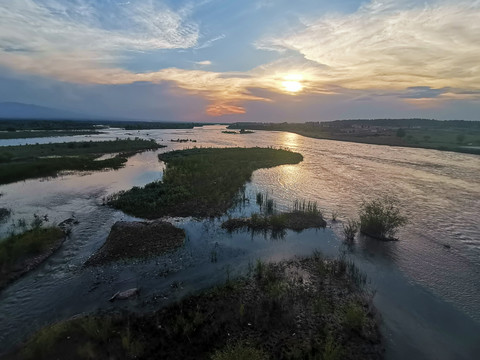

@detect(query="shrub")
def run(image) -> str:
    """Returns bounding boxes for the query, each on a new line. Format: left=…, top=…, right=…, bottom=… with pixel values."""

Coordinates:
left=358, top=196, right=407, bottom=240
left=342, top=219, right=358, bottom=242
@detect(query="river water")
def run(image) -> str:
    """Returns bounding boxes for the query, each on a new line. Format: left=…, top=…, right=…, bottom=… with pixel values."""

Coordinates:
left=0, top=125, right=479, bottom=359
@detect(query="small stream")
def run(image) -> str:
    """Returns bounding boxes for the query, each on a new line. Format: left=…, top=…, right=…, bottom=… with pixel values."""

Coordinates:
left=1, top=126, right=479, bottom=359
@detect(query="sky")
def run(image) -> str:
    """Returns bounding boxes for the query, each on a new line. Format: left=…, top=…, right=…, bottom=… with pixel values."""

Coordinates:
left=0, top=0, right=479, bottom=122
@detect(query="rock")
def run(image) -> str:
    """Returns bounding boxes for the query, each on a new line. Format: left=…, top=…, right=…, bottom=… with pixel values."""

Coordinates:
left=109, top=288, right=140, bottom=302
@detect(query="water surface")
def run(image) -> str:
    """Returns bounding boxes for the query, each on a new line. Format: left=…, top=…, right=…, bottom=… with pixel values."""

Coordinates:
left=1, top=126, right=479, bottom=359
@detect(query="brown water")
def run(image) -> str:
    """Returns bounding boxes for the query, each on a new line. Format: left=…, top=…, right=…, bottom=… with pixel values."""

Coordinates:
left=0, top=125, right=479, bottom=359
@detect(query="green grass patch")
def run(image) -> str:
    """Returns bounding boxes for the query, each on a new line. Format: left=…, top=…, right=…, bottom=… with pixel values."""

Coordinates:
left=108, top=147, right=303, bottom=218
left=0, top=226, right=65, bottom=290
left=0, top=138, right=162, bottom=184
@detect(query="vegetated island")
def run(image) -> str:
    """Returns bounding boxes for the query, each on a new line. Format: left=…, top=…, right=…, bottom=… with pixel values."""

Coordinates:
left=108, top=147, right=303, bottom=218
left=0, top=138, right=163, bottom=185
left=228, top=119, right=480, bottom=155
left=0, top=225, right=65, bottom=291
left=10, top=254, right=382, bottom=360
left=222, top=129, right=254, bottom=135
left=85, top=221, right=185, bottom=266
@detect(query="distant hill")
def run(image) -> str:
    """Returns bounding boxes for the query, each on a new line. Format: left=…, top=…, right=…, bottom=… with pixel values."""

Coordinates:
left=0, top=102, right=87, bottom=119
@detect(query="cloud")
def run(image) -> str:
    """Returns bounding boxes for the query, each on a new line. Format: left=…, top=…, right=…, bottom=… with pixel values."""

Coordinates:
left=194, top=34, right=226, bottom=50
left=258, top=0, right=480, bottom=92
left=194, top=60, right=212, bottom=66
left=1, top=0, right=479, bottom=118
left=0, top=1, right=199, bottom=70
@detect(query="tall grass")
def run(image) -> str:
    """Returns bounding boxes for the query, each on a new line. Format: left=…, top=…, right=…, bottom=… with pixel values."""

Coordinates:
left=292, top=199, right=321, bottom=215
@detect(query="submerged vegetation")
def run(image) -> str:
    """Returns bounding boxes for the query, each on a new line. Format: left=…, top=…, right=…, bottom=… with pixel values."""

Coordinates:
left=13, top=255, right=382, bottom=359
left=0, top=138, right=162, bottom=184
left=0, top=218, right=65, bottom=291
left=224, top=194, right=325, bottom=236
left=223, top=197, right=326, bottom=235
left=343, top=219, right=359, bottom=242
left=108, top=147, right=303, bottom=218
left=222, top=211, right=326, bottom=234
left=359, top=196, right=407, bottom=240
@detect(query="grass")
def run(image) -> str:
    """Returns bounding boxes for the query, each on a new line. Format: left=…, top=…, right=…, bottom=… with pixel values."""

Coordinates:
left=0, top=226, right=65, bottom=290
left=108, top=147, right=303, bottom=218
left=211, top=342, right=268, bottom=360
left=12, top=255, right=381, bottom=360
left=359, top=196, right=407, bottom=240
left=0, top=138, right=162, bottom=184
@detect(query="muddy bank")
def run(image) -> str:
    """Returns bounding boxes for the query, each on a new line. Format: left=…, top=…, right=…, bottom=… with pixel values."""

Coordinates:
left=10, top=255, right=382, bottom=359
left=85, top=221, right=185, bottom=266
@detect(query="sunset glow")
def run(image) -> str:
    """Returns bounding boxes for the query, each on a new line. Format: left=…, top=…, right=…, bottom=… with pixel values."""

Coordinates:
left=0, top=0, right=479, bottom=120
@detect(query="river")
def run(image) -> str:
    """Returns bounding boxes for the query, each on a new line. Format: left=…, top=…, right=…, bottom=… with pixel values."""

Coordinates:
left=0, top=125, right=479, bottom=359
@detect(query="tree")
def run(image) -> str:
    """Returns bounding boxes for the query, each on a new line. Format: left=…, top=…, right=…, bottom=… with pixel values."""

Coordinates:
left=396, top=128, right=406, bottom=138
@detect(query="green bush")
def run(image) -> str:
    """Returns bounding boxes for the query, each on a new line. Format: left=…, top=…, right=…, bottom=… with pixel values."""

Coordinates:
left=342, top=219, right=358, bottom=242
left=359, top=196, right=407, bottom=240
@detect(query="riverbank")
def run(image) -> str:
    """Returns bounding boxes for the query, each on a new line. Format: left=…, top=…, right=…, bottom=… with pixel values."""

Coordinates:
left=0, top=130, right=101, bottom=140
left=0, top=138, right=163, bottom=184
left=227, top=122, right=480, bottom=155
left=0, top=226, right=65, bottom=291
left=108, top=147, right=303, bottom=218
left=9, top=255, right=382, bottom=360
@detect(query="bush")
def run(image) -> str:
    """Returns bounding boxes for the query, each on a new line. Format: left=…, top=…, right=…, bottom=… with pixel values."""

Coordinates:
left=359, top=196, right=407, bottom=240
left=342, top=219, right=358, bottom=242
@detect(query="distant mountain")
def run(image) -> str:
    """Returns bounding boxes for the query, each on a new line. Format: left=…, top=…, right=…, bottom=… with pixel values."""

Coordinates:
left=0, top=102, right=87, bottom=119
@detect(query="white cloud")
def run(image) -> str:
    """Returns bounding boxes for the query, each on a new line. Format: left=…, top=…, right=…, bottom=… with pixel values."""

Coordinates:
left=0, top=0, right=199, bottom=65
left=194, top=60, right=212, bottom=66
left=258, top=0, right=480, bottom=91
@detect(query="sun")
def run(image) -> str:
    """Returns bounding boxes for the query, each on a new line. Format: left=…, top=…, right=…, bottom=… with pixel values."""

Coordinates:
left=282, top=74, right=304, bottom=93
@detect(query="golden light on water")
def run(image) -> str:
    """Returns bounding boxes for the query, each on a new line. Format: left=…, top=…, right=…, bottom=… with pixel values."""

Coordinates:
left=282, top=74, right=304, bottom=93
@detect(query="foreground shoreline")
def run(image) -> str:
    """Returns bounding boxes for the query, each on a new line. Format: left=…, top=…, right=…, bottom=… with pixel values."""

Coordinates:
left=6, top=255, right=383, bottom=360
